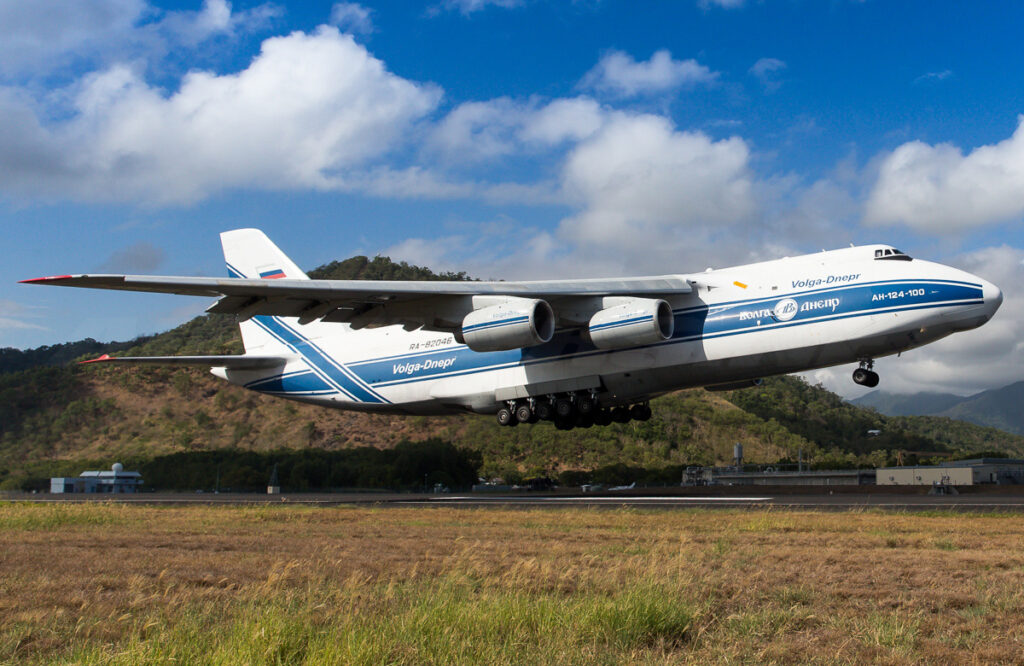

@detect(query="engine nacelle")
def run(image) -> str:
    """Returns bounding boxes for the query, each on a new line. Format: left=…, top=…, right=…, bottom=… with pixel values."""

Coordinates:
left=588, top=298, right=674, bottom=349
left=461, top=298, right=555, bottom=352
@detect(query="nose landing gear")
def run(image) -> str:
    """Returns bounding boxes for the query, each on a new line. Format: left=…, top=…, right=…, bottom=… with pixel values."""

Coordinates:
left=852, top=359, right=880, bottom=388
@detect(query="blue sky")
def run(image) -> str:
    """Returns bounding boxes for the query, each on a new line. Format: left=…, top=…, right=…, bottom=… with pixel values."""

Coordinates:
left=3, top=0, right=1024, bottom=396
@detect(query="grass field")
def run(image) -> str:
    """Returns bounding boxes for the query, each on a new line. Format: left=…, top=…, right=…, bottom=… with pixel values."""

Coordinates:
left=2, top=503, right=1024, bottom=664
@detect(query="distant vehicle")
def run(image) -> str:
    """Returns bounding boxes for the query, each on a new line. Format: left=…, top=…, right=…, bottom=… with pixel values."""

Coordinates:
left=609, top=482, right=636, bottom=491
left=23, top=230, right=1001, bottom=430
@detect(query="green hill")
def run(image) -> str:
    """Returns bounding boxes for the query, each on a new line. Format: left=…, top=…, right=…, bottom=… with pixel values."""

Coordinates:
left=3, top=255, right=1022, bottom=491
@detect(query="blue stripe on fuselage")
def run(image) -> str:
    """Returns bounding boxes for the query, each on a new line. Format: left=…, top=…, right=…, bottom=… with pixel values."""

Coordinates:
left=245, top=370, right=334, bottom=395
left=345, top=279, right=983, bottom=388
left=250, top=315, right=388, bottom=404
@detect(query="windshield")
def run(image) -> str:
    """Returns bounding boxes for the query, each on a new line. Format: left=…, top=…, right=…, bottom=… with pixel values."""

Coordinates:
left=874, top=248, right=912, bottom=261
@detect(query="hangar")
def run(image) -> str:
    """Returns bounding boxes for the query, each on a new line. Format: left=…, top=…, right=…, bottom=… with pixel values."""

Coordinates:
left=876, top=459, right=1024, bottom=486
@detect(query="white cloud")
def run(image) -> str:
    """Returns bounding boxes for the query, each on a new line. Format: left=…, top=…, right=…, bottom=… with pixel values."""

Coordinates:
left=913, top=69, right=953, bottom=85
left=427, top=96, right=605, bottom=163
left=0, top=300, right=48, bottom=332
left=749, top=57, right=786, bottom=91
left=579, top=49, right=717, bottom=98
left=436, top=0, right=524, bottom=15
left=0, top=0, right=145, bottom=76
left=427, top=98, right=524, bottom=161
left=329, top=2, right=374, bottom=34
left=0, top=0, right=279, bottom=79
left=864, top=117, right=1024, bottom=231
left=698, top=0, right=745, bottom=9
left=0, top=27, right=442, bottom=204
left=559, top=114, right=755, bottom=254
left=399, top=112, right=764, bottom=279
left=96, top=241, right=166, bottom=272
left=519, top=97, right=604, bottom=146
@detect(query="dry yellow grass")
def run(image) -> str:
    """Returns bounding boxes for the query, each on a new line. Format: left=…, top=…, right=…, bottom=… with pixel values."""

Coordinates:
left=2, top=502, right=1024, bottom=664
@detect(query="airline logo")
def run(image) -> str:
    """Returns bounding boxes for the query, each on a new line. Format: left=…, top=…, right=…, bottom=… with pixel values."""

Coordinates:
left=772, top=298, right=798, bottom=322
left=259, top=268, right=286, bottom=279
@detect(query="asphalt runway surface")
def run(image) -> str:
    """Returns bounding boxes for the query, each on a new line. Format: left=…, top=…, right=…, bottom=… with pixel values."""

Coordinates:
left=9, top=488, right=1024, bottom=511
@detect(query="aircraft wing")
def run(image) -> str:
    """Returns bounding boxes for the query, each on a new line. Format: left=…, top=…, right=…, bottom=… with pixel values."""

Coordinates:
left=80, top=353, right=291, bottom=369
left=21, top=273, right=694, bottom=327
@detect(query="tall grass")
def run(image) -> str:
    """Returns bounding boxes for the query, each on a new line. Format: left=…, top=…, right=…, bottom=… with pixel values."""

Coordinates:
left=3, top=504, right=1024, bottom=664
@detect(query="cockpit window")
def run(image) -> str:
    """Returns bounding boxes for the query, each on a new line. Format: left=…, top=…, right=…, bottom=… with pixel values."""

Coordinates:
left=874, top=248, right=912, bottom=261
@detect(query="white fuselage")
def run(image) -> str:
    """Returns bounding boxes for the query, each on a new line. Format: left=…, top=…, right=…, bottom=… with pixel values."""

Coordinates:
left=215, top=245, right=1002, bottom=414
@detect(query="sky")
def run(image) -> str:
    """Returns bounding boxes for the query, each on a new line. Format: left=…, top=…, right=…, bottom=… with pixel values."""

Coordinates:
left=2, top=0, right=1024, bottom=398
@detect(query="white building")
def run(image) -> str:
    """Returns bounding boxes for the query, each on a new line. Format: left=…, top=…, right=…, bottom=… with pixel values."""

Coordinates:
left=876, top=459, right=1024, bottom=486
left=50, top=462, right=143, bottom=493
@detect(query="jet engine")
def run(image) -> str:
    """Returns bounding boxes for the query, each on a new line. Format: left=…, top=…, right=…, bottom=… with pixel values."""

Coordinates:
left=588, top=298, right=674, bottom=349
left=460, top=298, right=555, bottom=352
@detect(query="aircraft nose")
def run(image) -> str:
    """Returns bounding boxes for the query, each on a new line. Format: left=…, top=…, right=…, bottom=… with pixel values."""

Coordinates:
left=982, top=278, right=1003, bottom=318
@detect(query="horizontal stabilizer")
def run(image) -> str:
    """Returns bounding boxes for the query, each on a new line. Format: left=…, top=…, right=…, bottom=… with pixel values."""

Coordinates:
left=80, top=353, right=292, bottom=369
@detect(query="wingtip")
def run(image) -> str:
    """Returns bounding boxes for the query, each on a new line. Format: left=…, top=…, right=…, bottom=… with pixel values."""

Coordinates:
left=79, top=354, right=112, bottom=364
left=19, top=275, right=73, bottom=284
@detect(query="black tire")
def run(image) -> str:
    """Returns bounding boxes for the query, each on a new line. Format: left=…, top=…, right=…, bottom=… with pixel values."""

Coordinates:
left=611, top=407, right=631, bottom=423
left=631, top=404, right=652, bottom=421
left=555, top=398, right=575, bottom=419
left=593, top=409, right=613, bottom=426
left=575, top=413, right=594, bottom=428
left=852, top=368, right=869, bottom=385
left=865, top=371, right=880, bottom=388
left=496, top=407, right=514, bottom=426
left=576, top=395, right=595, bottom=414
left=515, top=403, right=533, bottom=424
left=554, top=418, right=575, bottom=431
left=534, top=401, right=554, bottom=421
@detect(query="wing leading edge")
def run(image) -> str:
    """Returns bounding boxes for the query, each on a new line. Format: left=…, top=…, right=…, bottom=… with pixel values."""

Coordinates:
left=80, top=353, right=291, bottom=369
left=20, top=273, right=694, bottom=327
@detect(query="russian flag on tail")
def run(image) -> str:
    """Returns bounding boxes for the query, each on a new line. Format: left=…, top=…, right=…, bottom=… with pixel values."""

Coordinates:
left=259, top=268, right=286, bottom=279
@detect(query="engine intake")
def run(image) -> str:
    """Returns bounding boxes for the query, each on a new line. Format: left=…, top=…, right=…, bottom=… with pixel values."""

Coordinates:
left=461, top=299, right=555, bottom=352
left=588, top=298, right=673, bottom=349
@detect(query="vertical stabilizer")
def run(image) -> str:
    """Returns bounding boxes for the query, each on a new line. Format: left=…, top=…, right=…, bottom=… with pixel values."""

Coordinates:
left=220, top=228, right=309, bottom=281
left=220, top=229, right=309, bottom=354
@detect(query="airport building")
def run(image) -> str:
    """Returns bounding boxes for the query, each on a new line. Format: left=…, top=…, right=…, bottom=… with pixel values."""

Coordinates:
left=50, top=463, right=143, bottom=494
left=876, top=459, right=1024, bottom=486
left=710, top=469, right=875, bottom=486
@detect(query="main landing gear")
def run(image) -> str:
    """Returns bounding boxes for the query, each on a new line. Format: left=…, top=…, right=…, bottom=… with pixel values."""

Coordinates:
left=852, top=359, right=880, bottom=388
left=495, top=392, right=652, bottom=430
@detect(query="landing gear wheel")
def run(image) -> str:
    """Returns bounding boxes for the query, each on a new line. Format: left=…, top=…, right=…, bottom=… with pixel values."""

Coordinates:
left=575, top=413, right=595, bottom=428
left=576, top=394, right=596, bottom=415
left=555, top=398, right=575, bottom=419
left=593, top=409, right=613, bottom=426
left=515, top=403, right=533, bottom=424
left=864, top=370, right=879, bottom=388
left=630, top=404, right=652, bottom=421
left=611, top=407, right=631, bottom=424
left=534, top=401, right=554, bottom=421
left=554, top=418, right=575, bottom=431
left=496, top=407, right=514, bottom=426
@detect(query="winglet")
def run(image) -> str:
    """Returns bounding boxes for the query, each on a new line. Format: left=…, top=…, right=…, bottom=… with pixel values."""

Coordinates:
left=19, top=275, right=73, bottom=284
left=79, top=354, right=112, bottom=364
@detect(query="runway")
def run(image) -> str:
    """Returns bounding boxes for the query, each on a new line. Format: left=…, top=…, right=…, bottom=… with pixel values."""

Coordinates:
left=10, top=489, right=1024, bottom=511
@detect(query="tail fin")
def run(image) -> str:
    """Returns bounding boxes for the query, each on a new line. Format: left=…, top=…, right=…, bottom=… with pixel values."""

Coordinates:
left=220, top=228, right=309, bottom=281
left=220, top=229, right=309, bottom=354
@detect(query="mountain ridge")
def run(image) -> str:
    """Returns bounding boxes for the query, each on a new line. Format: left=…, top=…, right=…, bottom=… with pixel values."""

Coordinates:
left=852, top=381, right=1024, bottom=435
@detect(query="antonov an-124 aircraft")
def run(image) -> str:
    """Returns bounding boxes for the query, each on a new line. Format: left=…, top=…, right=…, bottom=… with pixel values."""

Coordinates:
left=22, top=229, right=1002, bottom=429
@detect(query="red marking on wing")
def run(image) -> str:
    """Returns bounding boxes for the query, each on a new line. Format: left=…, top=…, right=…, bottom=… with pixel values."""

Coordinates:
left=79, top=354, right=113, bottom=364
left=19, top=275, right=73, bottom=283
